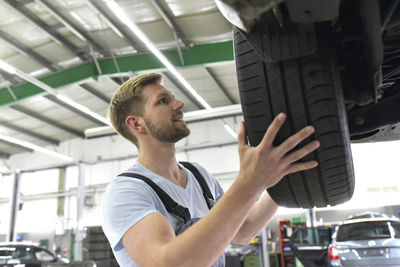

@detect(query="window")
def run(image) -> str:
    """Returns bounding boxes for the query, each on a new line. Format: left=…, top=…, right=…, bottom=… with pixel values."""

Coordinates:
left=337, top=221, right=396, bottom=241
left=34, top=248, right=55, bottom=262
left=292, top=228, right=332, bottom=246
left=389, top=221, right=400, bottom=238
left=11, top=247, right=34, bottom=260
left=0, top=247, right=13, bottom=258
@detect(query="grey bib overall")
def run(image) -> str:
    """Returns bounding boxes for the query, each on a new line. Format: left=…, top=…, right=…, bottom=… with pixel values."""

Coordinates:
left=119, top=161, right=225, bottom=267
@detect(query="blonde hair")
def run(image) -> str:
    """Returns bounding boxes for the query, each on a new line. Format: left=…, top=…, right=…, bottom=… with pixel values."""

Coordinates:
left=108, top=73, right=162, bottom=146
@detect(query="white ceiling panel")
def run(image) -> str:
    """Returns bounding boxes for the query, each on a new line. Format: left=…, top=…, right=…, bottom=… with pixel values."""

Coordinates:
left=31, top=124, right=74, bottom=141
left=33, top=41, right=79, bottom=64
left=110, top=0, right=162, bottom=24
left=176, top=67, right=232, bottom=107
left=0, top=2, right=22, bottom=26
left=0, top=16, right=51, bottom=47
left=56, top=29, right=87, bottom=48
left=25, top=1, right=59, bottom=25
left=2, top=131, right=49, bottom=148
left=165, top=0, right=217, bottom=17
left=61, top=3, right=106, bottom=31
left=58, top=86, right=109, bottom=114
left=62, top=115, right=100, bottom=130
left=0, top=0, right=240, bottom=163
left=26, top=102, right=82, bottom=122
left=59, top=84, right=98, bottom=101
left=0, top=107, right=27, bottom=121
left=85, top=77, right=119, bottom=97
left=208, top=62, right=240, bottom=103
left=9, top=116, right=44, bottom=130
left=176, top=11, right=232, bottom=44
left=58, top=0, right=90, bottom=10
left=135, top=20, right=176, bottom=47
left=0, top=39, right=20, bottom=59
left=7, top=52, right=47, bottom=74
left=0, top=125, right=16, bottom=136
left=90, top=29, right=133, bottom=54
left=17, top=95, right=55, bottom=112
left=0, top=144, right=22, bottom=155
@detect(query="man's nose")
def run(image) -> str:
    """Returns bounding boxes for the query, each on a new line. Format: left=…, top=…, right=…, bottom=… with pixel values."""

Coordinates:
left=173, top=99, right=184, bottom=110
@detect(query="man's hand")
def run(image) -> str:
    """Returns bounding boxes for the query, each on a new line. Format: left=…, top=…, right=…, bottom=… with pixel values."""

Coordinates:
left=237, top=113, right=320, bottom=191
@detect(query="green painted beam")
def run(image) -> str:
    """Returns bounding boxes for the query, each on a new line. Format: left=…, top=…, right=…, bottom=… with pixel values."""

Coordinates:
left=0, top=41, right=234, bottom=108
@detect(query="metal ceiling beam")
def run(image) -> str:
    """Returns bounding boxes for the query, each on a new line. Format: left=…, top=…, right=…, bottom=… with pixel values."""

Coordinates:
left=0, top=152, right=10, bottom=159
left=17, top=0, right=35, bottom=5
left=44, top=94, right=107, bottom=126
left=0, top=139, right=34, bottom=153
left=79, top=84, right=111, bottom=104
left=84, top=0, right=147, bottom=53
left=0, top=41, right=233, bottom=108
left=162, top=72, right=203, bottom=109
left=204, top=67, right=236, bottom=104
left=0, top=70, right=21, bottom=85
left=0, top=120, right=59, bottom=145
left=3, top=0, right=89, bottom=62
left=0, top=29, right=60, bottom=72
left=110, top=77, right=129, bottom=86
left=36, top=0, right=105, bottom=54
left=148, top=0, right=191, bottom=47
left=11, top=105, right=85, bottom=138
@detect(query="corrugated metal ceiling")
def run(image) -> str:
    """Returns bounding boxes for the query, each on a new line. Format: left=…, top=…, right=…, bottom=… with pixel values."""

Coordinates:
left=0, top=0, right=240, bottom=163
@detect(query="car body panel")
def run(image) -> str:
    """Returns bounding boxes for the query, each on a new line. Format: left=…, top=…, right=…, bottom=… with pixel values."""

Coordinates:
left=289, top=227, right=333, bottom=267
left=330, top=216, right=400, bottom=267
left=0, top=243, right=66, bottom=267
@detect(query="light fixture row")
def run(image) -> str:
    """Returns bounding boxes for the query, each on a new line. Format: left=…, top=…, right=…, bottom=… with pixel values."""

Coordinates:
left=0, top=0, right=238, bottom=162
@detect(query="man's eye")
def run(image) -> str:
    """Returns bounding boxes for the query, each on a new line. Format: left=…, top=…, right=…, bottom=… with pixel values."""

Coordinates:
left=159, top=98, right=167, bottom=104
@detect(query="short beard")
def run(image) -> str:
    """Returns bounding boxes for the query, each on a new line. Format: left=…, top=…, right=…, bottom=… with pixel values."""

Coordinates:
left=144, top=117, right=190, bottom=143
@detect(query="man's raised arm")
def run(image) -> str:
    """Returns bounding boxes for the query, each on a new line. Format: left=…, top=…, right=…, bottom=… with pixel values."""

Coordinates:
left=122, top=113, right=319, bottom=266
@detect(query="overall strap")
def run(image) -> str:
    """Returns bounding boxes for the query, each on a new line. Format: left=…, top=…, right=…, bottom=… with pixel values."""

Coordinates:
left=118, top=172, right=191, bottom=223
left=179, top=161, right=215, bottom=209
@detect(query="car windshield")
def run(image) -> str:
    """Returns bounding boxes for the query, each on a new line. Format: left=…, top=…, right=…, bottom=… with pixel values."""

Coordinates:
left=336, top=220, right=400, bottom=241
left=0, top=246, right=35, bottom=260
left=34, top=248, right=56, bottom=262
left=292, top=228, right=332, bottom=246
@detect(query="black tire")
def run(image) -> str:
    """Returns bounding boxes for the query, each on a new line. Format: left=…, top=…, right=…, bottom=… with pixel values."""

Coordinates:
left=234, top=27, right=355, bottom=208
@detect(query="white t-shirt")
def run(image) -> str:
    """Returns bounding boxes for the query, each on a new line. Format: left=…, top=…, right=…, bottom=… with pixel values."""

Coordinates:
left=102, top=161, right=224, bottom=267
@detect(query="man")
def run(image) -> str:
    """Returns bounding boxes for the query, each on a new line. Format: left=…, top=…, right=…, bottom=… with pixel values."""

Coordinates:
left=103, top=73, right=320, bottom=266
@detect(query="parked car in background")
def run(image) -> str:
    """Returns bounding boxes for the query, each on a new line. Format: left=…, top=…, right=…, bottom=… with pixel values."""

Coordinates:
left=289, top=226, right=333, bottom=267
left=0, top=242, right=68, bottom=267
left=328, top=213, right=400, bottom=266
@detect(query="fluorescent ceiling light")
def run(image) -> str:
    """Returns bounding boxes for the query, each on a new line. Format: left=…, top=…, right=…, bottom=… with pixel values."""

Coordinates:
left=0, top=60, right=110, bottom=126
left=0, top=166, right=9, bottom=173
left=0, top=60, right=16, bottom=74
left=15, top=69, right=57, bottom=94
left=0, top=134, right=74, bottom=162
left=223, top=123, right=238, bottom=139
left=56, top=95, right=110, bottom=125
left=105, top=0, right=212, bottom=110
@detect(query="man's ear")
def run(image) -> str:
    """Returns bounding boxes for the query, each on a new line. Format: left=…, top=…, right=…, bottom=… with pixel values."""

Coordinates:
left=125, top=115, right=145, bottom=133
